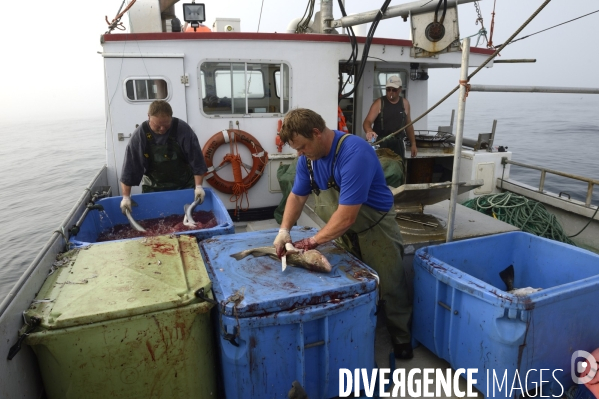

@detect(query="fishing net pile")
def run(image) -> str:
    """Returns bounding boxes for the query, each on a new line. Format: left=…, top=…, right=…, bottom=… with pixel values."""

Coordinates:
left=462, top=192, right=575, bottom=245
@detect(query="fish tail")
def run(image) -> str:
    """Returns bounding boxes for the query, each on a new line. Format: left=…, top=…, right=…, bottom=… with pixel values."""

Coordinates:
left=230, top=252, right=249, bottom=260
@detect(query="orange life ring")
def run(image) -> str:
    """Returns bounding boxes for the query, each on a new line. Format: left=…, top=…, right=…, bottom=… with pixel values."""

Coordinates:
left=203, top=129, right=268, bottom=194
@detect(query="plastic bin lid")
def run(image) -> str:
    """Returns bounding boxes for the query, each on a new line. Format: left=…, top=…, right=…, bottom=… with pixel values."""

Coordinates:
left=200, top=227, right=378, bottom=318
left=25, top=235, right=211, bottom=329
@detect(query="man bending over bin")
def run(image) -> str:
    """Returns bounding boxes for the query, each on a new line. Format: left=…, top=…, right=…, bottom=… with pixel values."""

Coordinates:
left=273, top=108, right=413, bottom=359
left=119, top=100, right=208, bottom=214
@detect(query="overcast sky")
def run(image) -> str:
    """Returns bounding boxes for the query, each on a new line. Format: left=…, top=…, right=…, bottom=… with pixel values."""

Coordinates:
left=1, top=0, right=597, bottom=123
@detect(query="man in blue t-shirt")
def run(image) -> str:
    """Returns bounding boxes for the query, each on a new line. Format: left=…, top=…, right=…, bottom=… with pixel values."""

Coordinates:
left=273, top=108, right=413, bottom=360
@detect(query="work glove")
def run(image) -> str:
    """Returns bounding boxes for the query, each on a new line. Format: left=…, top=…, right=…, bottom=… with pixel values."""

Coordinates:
left=120, top=196, right=138, bottom=214
left=273, top=228, right=292, bottom=258
left=194, top=185, right=205, bottom=204
left=292, top=237, right=319, bottom=251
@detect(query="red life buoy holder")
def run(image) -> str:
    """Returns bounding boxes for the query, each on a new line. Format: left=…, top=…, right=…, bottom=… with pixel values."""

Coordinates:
left=203, top=129, right=268, bottom=195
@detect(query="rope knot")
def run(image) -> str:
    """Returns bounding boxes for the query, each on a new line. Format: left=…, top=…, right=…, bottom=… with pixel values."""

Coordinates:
left=459, top=79, right=471, bottom=100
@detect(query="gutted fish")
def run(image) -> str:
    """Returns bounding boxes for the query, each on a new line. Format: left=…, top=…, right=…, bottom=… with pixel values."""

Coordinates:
left=125, top=209, right=146, bottom=232
left=183, top=199, right=201, bottom=227
left=231, top=246, right=332, bottom=273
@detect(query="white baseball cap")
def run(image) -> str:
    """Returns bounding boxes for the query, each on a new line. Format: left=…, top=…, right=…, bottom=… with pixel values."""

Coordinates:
left=386, top=75, right=402, bottom=89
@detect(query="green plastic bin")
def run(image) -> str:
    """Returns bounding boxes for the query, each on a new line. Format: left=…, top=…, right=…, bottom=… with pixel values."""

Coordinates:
left=22, top=235, right=217, bottom=399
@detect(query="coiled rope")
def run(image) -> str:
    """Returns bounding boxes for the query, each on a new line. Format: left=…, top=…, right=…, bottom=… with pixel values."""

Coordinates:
left=462, top=192, right=575, bottom=245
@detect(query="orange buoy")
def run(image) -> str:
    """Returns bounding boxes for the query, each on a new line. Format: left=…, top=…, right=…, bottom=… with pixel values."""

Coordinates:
left=184, top=24, right=211, bottom=32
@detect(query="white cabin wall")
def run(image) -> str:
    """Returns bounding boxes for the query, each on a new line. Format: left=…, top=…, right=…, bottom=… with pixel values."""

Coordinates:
left=102, top=38, right=342, bottom=209
left=101, top=36, right=492, bottom=207
left=407, top=78, right=428, bottom=131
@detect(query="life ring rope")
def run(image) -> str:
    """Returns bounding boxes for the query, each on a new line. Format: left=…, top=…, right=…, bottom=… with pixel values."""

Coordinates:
left=203, top=129, right=268, bottom=214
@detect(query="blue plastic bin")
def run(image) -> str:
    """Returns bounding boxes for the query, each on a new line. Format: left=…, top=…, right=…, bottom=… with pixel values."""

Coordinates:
left=412, top=231, right=599, bottom=398
left=200, top=227, right=379, bottom=399
left=69, top=188, right=234, bottom=246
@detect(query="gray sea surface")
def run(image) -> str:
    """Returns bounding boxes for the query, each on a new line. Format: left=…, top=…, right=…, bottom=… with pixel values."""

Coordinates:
left=1, top=94, right=598, bottom=300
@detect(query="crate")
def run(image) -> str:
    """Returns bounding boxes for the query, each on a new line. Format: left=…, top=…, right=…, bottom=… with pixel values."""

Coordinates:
left=412, top=231, right=599, bottom=397
left=23, top=235, right=217, bottom=399
left=200, top=227, right=379, bottom=399
left=69, top=188, right=234, bottom=246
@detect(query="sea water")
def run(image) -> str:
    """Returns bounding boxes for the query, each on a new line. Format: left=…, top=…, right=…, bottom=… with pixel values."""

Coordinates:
left=1, top=94, right=598, bottom=300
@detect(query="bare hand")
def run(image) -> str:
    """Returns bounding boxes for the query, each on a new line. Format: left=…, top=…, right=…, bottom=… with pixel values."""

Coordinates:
left=411, top=145, right=418, bottom=158
left=365, top=131, right=378, bottom=142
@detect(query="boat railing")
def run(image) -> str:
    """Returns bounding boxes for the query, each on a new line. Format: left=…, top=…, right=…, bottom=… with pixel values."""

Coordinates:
left=501, top=157, right=598, bottom=207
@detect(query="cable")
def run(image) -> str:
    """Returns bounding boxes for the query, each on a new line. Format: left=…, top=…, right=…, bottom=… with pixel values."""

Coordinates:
left=503, top=9, right=599, bottom=46
left=337, top=0, right=358, bottom=98
left=257, top=0, right=265, bottom=32
left=374, top=0, right=553, bottom=147
left=340, top=0, right=392, bottom=99
left=105, top=0, right=137, bottom=34
left=367, top=56, right=388, bottom=63
left=296, top=0, right=316, bottom=33
left=568, top=205, right=599, bottom=238
left=434, top=0, right=448, bottom=25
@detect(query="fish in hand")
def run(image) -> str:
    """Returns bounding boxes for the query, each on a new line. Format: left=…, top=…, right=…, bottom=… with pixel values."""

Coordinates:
left=183, top=198, right=201, bottom=227
left=230, top=246, right=332, bottom=273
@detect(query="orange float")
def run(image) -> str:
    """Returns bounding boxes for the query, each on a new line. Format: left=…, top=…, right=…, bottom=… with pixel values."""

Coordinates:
left=184, top=24, right=211, bottom=32
left=203, top=129, right=268, bottom=196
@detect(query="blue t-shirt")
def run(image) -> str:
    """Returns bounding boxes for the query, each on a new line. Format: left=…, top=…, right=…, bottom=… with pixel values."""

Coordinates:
left=292, top=131, right=393, bottom=212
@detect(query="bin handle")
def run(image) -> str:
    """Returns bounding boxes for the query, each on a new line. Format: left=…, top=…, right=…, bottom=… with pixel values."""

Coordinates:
left=223, top=331, right=240, bottom=347
left=7, top=317, right=40, bottom=360
left=194, top=287, right=218, bottom=305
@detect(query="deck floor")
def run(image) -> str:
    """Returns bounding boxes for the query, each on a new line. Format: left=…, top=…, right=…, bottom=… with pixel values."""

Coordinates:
left=374, top=317, right=484, bottom=399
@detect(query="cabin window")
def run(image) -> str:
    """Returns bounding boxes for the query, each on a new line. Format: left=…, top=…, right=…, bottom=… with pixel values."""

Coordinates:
left=200, top=71, right=207, bottom=98
left=201, top=61, right=290, bottom=116
left=125, top=79, right=168, bottom=101
left=374, top=71, right=408, bottom=99
left=274, top=64, right=290, bottom=113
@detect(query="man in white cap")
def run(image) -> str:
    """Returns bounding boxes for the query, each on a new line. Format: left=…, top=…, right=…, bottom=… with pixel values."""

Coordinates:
left=362, top=75, right=417, bottom=160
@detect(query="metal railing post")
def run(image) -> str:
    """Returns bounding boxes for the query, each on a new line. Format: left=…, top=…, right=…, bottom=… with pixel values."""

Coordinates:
left=446, top=37, right=470, bottom=243
left=539, top=171, right=546, bottom=193
left=586, top=183, right=594, bottom=207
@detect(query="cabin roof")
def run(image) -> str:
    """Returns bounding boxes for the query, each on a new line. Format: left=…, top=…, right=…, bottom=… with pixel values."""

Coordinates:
left=101, top=32, right=494, bottom=55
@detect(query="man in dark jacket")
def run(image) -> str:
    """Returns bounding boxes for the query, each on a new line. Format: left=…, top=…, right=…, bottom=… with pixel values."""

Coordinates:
left=119, top=100, right=207, bottom=214
left=363, top=75, right=418, bottom=160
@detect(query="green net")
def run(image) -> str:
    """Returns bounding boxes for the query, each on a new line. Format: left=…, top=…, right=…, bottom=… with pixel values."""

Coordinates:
left=462, top=192, right=575, bottom=245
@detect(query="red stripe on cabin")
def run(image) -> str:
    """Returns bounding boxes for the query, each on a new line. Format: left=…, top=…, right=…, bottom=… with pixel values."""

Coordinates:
left=101, top=32, right=494, bottom=55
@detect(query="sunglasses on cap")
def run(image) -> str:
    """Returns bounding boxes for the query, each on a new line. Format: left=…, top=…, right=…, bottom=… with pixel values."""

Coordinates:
left=386, top=87, right=400, bottom=92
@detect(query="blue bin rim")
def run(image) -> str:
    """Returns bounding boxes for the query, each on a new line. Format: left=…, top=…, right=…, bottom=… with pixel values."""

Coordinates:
left=414, top=231, right=599, bottom=309
left=68, top=187, right=233, bottom=247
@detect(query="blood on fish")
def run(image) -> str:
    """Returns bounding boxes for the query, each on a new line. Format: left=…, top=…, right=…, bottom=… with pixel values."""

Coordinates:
left=97, top=210, right=217, bottom=242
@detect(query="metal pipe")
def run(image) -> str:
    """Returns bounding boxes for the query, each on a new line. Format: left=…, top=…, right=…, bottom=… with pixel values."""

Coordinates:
left=331, top=0, right=476, bottom=28
left=469, top=85, right=599, bottom=94
left=446, top=38, right=470, bottom=243
left=505, top=159, right=599, bottom=185
left=444, top=135, right=478, bottom=148
left=320, top=0, right=334, bottom=33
